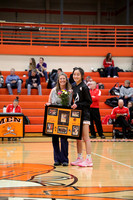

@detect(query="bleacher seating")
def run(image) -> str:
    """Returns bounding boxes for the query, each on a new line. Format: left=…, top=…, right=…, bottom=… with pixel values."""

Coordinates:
left=0, top=71, right=133, bottom=137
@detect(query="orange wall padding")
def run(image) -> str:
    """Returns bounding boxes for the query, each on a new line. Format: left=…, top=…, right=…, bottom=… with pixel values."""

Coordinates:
left=0, top=45, right=133, bottom=56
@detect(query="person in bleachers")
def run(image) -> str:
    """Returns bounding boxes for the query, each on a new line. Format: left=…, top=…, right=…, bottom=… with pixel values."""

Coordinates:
left=0, top=71, right=4, bottom=88
left=89, top=81, right=105, bottom=139
left=28, top=58, right=36, bottom=77
left=6, top=68, right=22, bottom=95
left=127, top=101, right=133, bottom=125
left=119, top=80, right=133, bottom=107
left=84, top=76, right=93, bottom=89
left=6, top=96, right=21, bottom=113
left=36, top=57, right=48, bottom=82
left=127, top=101, right=133, bottom=109
left=103, top=53, right=118, bottom=78
left=27, top=69, right=42, bottom=95
left=50, top=68, right=62, bottom=88
left=111, top=99, right=132, bottom=139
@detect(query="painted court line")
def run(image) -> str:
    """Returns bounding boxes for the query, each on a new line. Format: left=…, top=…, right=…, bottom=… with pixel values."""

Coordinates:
left=92, top=152, right=133, bottom=169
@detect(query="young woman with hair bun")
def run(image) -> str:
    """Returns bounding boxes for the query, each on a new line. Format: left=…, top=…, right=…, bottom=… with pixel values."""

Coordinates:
left=6, top=96, right=22, bottom=113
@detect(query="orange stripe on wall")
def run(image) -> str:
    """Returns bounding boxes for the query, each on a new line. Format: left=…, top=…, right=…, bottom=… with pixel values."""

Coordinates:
left=0, top=45, right=132, bottom=56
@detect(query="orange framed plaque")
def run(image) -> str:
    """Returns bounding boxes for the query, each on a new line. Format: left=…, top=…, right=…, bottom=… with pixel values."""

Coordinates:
left=0, top=113, right=25, bottom=138
left=43, top=105, right=83, bottom=139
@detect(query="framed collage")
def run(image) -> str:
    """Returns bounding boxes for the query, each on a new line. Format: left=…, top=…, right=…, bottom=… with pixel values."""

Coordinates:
left=43, top=105, right=83, bottom=139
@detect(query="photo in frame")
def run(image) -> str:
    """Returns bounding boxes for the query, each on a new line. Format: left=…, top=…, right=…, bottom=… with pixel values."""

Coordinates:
left=48, top=108, right=58, bottom=116
left=43, top=105, right=83, bottom=139
left=71, top=111, right=80, bottom=118
left=72, top=125, right=80, bottom=136
left=57, top=126, right=68, bottom=134
left=58, top=110, right=70, bottom=126
left=47, top=123, right=54, bottom=133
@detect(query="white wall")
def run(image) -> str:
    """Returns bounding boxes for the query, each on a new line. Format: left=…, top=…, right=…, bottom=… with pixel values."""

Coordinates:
left=0, top=55, right=132, bottom=72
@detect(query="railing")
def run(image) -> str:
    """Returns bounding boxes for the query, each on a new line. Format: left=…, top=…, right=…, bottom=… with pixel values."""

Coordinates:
left=0, top=22, right=133, bottom=47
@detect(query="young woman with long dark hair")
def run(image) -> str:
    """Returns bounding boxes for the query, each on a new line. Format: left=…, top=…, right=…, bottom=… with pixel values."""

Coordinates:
left=71, top=67, right=93, bottom=167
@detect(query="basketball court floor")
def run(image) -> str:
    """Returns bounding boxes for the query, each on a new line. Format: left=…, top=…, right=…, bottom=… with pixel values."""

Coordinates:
left=0, top=137, right=133, bottom=200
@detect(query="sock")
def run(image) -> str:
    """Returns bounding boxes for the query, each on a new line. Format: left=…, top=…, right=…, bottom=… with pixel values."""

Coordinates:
left=78, top=153, right=83, bottom=159
left=86, top=154, right=91, bottom=161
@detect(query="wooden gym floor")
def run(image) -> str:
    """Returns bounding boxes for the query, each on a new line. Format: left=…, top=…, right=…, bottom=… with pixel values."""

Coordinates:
left=0, top=137, right=133, bottom=200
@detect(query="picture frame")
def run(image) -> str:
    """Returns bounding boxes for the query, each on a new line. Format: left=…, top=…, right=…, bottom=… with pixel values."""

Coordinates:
left=47, top=123, right=54, bottom=133
left=71, top=110, right=80, bottom=118
left=43, top=105, right=83, bottom=139
left=58, top=110, right=70, bottom=126
left=48, top=108, right=58, bottom=116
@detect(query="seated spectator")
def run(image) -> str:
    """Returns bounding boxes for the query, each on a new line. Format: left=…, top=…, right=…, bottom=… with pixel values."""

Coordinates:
left=119, top=80, right=133, bottom=107
left=27, top=69, right=42, bottom=95
left=128, top=101, right=133, bottom=125
left=84, top=76, right=93, bottom=89
left=0, top=71, right=4, bottom=88
left=36, top=57, right=48, bottom=82
left=103, top=53, right=118, bottom=78
left=6, top=68, right=22, bottom=95
left=111, top=99, right=131, bottom=139
left=69, top=67, right=77, bottom=86
left=127, top=101, right=133, bottom=109
left=50, top=68, right=62, bottom=88
left=28, top=58, right=36, bottom=77
left=89, top=81, right=105, bottom=139
left=6, top=96, right=21, bottom=113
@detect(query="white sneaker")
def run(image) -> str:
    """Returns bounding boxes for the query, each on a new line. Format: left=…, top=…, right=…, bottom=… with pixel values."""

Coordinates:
left=113, top=76, right=118, bottom=78
left=78, top=158, right=93, bottom=167
left=107, top=75, right=110, bottom=78
left=71, top=157, right=84, bottom=166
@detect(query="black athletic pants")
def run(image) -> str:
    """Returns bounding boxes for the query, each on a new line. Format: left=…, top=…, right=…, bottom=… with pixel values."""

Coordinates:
left=115, top=116, right=130, bottom=136
left=90, top=108, right=103, bottom=137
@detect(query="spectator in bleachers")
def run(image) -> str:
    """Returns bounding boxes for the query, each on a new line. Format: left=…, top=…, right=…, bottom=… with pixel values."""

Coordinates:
left=0, top=71, right=4, bottom=88
left=27, top=69, right=42, bottom=95
left=84, top=76, right=93, bottom=89
left=6, top=68, right=22, bottom=95
left=50, top=68, right=62, bottom=88
left=111, top=99, right=131, bottom=139
left=89, top=81, right=105, bottom=139
left=127, top=101, right=133, bottom=125
left=103, top=53, right=118, bottom=78
left=127, top=101, right=133, bottom=109
left=36, top=57, right=48, bottom=82
left=69, top=67, right=77, bottom=86
left=6, top=96, right=21, bottom=113
left=28, top=58, right=36, bottom=77
left=119, top=80, right=133, bottom=107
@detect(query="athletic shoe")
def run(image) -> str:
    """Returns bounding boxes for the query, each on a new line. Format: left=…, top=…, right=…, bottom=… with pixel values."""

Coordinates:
left=54, top=161, right=61, bottom=166
left=90, top=135, right=96, bottom=139
left=71, top=157, right=84, bottom=166
left=107, top=75, right=110, bottom=78
left=101, top=135, right=106, bottom=139
left=78, top=159, right=93, bottom=167
left=62, top=162, right=68, bottom=166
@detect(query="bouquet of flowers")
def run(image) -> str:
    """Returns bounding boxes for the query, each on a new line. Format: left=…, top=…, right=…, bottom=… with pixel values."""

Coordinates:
left=58, top=89, right=70, bottom=106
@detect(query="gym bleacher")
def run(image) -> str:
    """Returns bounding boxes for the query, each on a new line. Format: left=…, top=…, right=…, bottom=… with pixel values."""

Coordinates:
left=0, top=70, right=133, bottom=137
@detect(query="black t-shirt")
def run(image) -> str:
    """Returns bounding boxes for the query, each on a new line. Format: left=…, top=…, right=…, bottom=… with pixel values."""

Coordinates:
left=28, top=74, right=40, bottom=85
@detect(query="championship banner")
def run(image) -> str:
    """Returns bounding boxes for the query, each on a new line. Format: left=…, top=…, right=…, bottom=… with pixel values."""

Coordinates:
left=43, top=105, right=83, bottom=139
left=0, top=113, right=25, bottom=138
